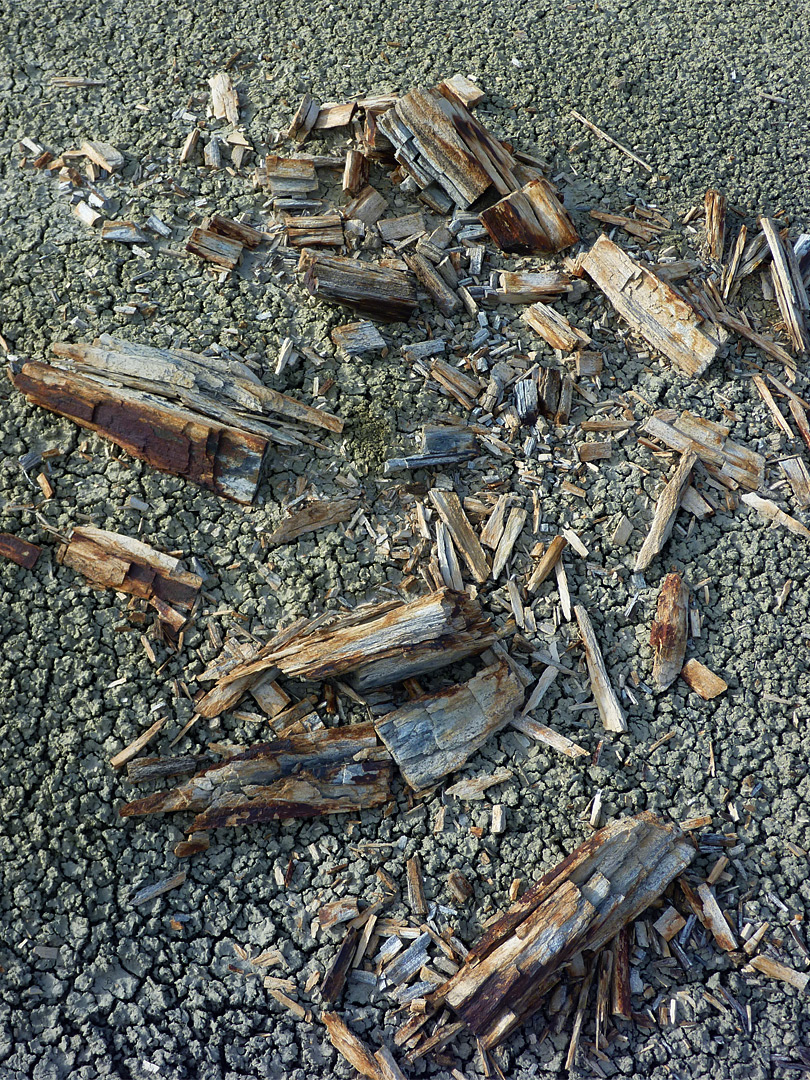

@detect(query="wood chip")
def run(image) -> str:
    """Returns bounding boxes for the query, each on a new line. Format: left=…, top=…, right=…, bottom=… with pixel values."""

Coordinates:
left=741, top=492, right=810, bottom=539
left=744, top=954, right=810, bottom=991
left=266, top=499, right=359, bottom=545
left=209, top=71, right=239, bottom=124
left=428, top=489, right=490, bottom=583
left=0, top=533, right=40, bottom=569
left=650, top=573, right=689, bottom=690
left=680, top=659, right=728, bottom=700
left=574, top=605, right=627, bottom=732
left=522, top=302, right=591, bottom=351
left=645, top=411, right=764, bottom=491
left=81, top=140, right=124, bottom=172
left=697, top=883, right=737, bottom=951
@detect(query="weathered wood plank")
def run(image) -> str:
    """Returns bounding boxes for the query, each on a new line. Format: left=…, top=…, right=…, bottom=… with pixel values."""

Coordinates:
left=209, top=72, right=239, bottom=125
left=119, top=723, right=393, bottom=830
left=480, top=179, right=578, bottom=255
left=635, top=451, right=697, bottom=571
left=581, top=234, right=728, bottom=378
left=429, top=813, right=694, bottom=1047
left=298, top=250, right=417, bottom=321
left=375, top=660, right=524, bottom=791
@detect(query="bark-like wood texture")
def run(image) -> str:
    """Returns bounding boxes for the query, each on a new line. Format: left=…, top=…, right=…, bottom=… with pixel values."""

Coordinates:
left=9, top=335, right=343, bottom=504
left=634, top=451, right=697, bottom=571
left=650, top=573, right=689, bottom=690
left=58, top=526, right=201, bottom=631
left=428, top=813, right=694, bottom=1048
left=574, top=605, right=626, bottom=732
left=480, top=180, right=579, bottom=255
left=119, top=723, right=393, bottom=830
left=298, top=250, right=417, bottom=321
left=375, top=660, right=524, bottom=792
left=645, top=411, right=765, bottom=491
left=581, top=235, right=728, bottom=378
left=202, top=588, right=495, bottom=712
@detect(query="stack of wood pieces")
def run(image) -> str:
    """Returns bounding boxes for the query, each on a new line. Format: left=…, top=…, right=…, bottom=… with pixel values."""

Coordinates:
left=58, top=526, right=201, bottom=634
left=185, top=213, right=264, bottom=271
left=412, top=814, right=694, bottom=1054
left=9, top=335, right=343, bottom=504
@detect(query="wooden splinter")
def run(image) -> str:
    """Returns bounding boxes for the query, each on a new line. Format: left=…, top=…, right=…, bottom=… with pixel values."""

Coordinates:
left=650, top=573, right=689, bottom=690
left=574, top=605, right=627, bottom=733
left=634, top=451, right=697, bottom=572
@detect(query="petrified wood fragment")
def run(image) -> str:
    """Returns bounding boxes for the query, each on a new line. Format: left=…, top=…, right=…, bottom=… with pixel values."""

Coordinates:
left=265, top=498, right=359, bottom=546
left=375, top=660, right=524, bottom=791
left=298, top=250, right=417, bottom=321
left=581, top=234, right=728, bottom=378
left=480, top=180, right=579, bottom=255
left=10, top=361, right=270, bottom=505
left=634, top=451, right=697, bottom=572
left=119, top=723, right=392, bottom=830
left=645, top=411, right=764, bottom=491
left=214, top=587, right=495, bottom=694
left=0, top=533, right=40, bottom=569
left=650, top=573, right=688, bottom=690
left=58, top=526, right=201, bottom=631
left=428, top=813, right=694, bottom=1048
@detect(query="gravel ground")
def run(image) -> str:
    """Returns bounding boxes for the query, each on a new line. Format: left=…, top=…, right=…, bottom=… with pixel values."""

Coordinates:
left=2, top=2, right=810, bottom=1079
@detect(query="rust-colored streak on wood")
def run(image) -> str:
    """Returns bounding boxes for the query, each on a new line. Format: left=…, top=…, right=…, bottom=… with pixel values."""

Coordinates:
left=650, top=572, right=689, bottom=690
left=10, top=362, right=268, bottom=504
left=0, top=533, right=41, bottom=569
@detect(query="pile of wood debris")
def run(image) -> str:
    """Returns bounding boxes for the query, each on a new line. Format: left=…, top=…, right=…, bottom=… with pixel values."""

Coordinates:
left=8, top=71, right=810, bottom=1076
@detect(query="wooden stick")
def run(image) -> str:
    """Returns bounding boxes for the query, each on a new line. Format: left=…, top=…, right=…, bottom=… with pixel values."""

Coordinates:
left=574, top=605, right=627, bottom=733
left=322, top=1012, right=383, bottom=1080
left=566, top=966, right=595, bottom=1071
left=634, top=451, right=697, bottom=571
left=570, top=109, right=653, bottom=172
left=527, top=535, right=567, bottom=592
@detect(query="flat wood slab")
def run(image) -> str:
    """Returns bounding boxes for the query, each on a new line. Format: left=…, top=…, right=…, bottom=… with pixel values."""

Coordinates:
left=375, top=660, right=524, bottom=791
left=119, top=723, right=393, bottom=830
left=298, top=250, right=417, bottom=322
left=646, top=411, right=765, bottom=491
left=581, top=234, right=728, bottom=378
left=427, top=812, right=694, bottom=1048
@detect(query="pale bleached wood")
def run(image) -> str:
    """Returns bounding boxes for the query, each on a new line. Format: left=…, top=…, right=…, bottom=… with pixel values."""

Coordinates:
left=119, top=723, right=392, bottom=830
left=581, top=234, right=728, bottom=377
left=761, top=216, right=809, bottom=352
left=287, top=92, right=320, bottom=145
left=510, top=715, right=588, bottom=759
left=697, top=883, right=737, bottom=951
left=494, top=270, right=572, bottom=303
left=522, top=302, right=591, bottom=351
left=574, top=605, right=627, bottom=733
left=744, top=954, right=810, bottom=991
left=186, top=226, right=243, bottom=269
left=429, top=813, right=693, bottom=1048
left=209, top=72, right=239, bottom=124
left=81, top=139, right=124, bottom=172
left=480, top=494, right=510, bottom=550
left=634, top=451, right=697, bottom=571
left=741, top=492, right=810, bottom=539
left=438, top=74, right=485, bottom=108
left=650, top=573, right=689, bottom=690
left=780, top=456, right=810, bottom=508
left=375, top=661, right=524, bottom=791
left=330, top=320, right=385, bottom=355
left=645, top=411, right=764, bottom=491
left=314, top=102, right=356, bottom=129
left=429, top=489, right=490, bottom=583
left=283, top=212, right=344, bottom=248
left=491, top=507, right=527, bottom=580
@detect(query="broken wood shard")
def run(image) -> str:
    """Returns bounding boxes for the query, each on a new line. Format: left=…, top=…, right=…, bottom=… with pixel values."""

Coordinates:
left=205, top=588, right=494, bottom=709
left=480, top=180, right=579, bottom=255
left=80, top=140, right=124, bottom=173
left=209, top=71, right=239, bottom=125
left=0, top=533, right=41, bottom=569
left=428, top=489, right=490, bottom=583
left=283, top=212, right=344, bottom=248
left=680, top=659, right=728, bottom=700
left=265, top=498, right=359, bottom=546
left=581, top=235, right=728, bottom=378
left=574, top=605, right=627, bottom=732
left=119, top=723, right=392, bottom=830
left=429, top=813, right=694, bottom=1047
left=298, top=250, right=417, bottom=322
left=741, top=492, right=810, bottom=538
left=650, top=573, right=689, bottom=690
left=522, top=302, right=591, bottom=352
left=322, top=1011, right=383, bottom=1080
left=330, top=320, right=386, bottom=355
left=645, top=412, right=765, bottom=491
left=58, top=526, right=201, bottom=631
left=634, top=451, right=697, bottom=571
left=375, top=660, right=524, bottom=792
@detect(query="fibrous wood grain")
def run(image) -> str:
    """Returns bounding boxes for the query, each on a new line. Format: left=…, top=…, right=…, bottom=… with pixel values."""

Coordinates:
left=680, top=659, right=728, bottom=699
left=428, top=489, right=490, bottom=582
left=322, top=1011, right=383, bottom=1080
left=494, top=270, right=572, bottom=303
left=650, top=573, right=689, bottom=690
left=298, top=250, right=417, bottom=321
left=634, top=451, right=697, bottom=571
left=581, top=234, right=728, bottom=377
left=645, top=411, right=765, bottom=491
left=428, top=813, right=694, bottom=1048
left=375, top=660, right=524, bottom=791
left=119, top=723, right=392, bottom=830
left=761, top=216, right=809, bottom=352
left=208, top=588, right=494, bottom=700
left=209, top=72, right=239, bottom=125
left=574, top=605, right=626, bottom=733
left=58, top=526, right=201, bottom=631
left=330, top=320, right=386, bottom=355
left=480, top=179, right=579, bottom=255
left=265, top=498, right=359, bottom=546
left=522, top=302, right=591, bottom=351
